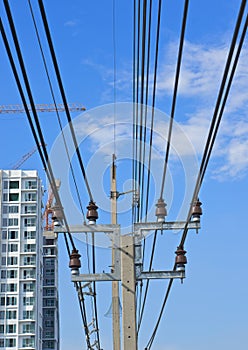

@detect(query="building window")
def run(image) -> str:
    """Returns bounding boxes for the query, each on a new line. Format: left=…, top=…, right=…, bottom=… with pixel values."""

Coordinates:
left=44, top=331, right=54, bottom=338
left=24, top=218, right=36, bottom=227
left=8, top=230, right=18, bottom=240
left=45, top=258, right=55, bottom=267
left=9, top=206, right=19, bottom=213
left=8, top=244, right=18, bottom=252
left=5, top=338, right=16, bottom=347
left=44, top=288, right=55, bottom=297
left=23, top=269, right=35, bottom=279
left=24, top=230, right=36, bottom=239
left=24, top=192, right=36, bottom=202
left=24, top=244, right=36, bottom=252
left=0, top=284, right=6, bottom=293
left=8, top=218, right=19, bottom=226
left=24, top=205, right=36, bottom=214
left=0, top=298, right=5, bottom=306
left=6, top=310, right=17, bottom=320
left=3, top=193, right=8, bottom=201
left=44, top=299, right=55, bottom=307
left=45, top=279, right=55, bottom=286
left=44, top=320, right=54, bottom=328
left=0, top=326, right=4, bottom=334
left=0, top=271, right=6, bottom=279
left=23, top=296, right=35, bottom=306
left=2, top=231, right=7, bottom=240
left=43, top=341, right=55, bottom=349
left=22, top=337, right=35, bottom=348
left=44, top=248, right=55, bottom=256
left=6, top=297, right=17, bottom=306
left=9, top=193, right=19, bottom=201
left=23, top=283, right=35, bottom=292
left=6, top=324, right=16, bottom=334
left=1, top=258, right=6, bottom=266
left=3, top=181, right=8, bottom=189
left=23, top=310, right=34, bottom=320
left=22, top=323, right=35, bottom=333
left=2, top=218, right=7, bottom=227
left=9, top=181, right=19, bottom=189
left=25, top=180, right=37, bottom=189
left=7, top=257, right=18, bottom=266
left=1, top=244, right=6, bottom=253
left=0, top=339, right=4, bottom=347
left=7, top=270, right=17, bottom=279
left=7, top=283, right=17, bottom=292
left=44, top=309, right=54, bottom=318
left=45, top=268, right=55, bottom=277
left=23, top=256, right=35, bottom=266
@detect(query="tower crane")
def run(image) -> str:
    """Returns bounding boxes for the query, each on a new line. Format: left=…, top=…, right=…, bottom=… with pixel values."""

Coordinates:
left=12, top=145, right=42, bottom=170
left=43, top=179, right=61, bottom=231
left=0, top=103, right=86, bottom=114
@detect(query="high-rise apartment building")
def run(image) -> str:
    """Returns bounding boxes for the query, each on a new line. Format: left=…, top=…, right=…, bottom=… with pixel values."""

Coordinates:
left=0, top=170, right=59, bottom=350
left=42, top=231, right=59, bottom=350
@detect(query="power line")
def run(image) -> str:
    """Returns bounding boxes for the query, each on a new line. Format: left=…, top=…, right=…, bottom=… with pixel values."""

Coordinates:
left=145, top=2, right=247, bottom=347
left=38, top=0, right=94, bottom=203
left=1, top=0, right=75, bottom=251
left=1, top=4, right=98, bottom=349
left=159, top=0, right=189, bottom=200
left=137, top=0, right=162, bottom=331
left=27, top=0, right=86, bottom=221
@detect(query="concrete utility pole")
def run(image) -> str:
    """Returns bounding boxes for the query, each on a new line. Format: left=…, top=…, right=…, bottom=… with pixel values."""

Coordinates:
left=111, top=155, right=121, bottom=350
left=60, top=164, right=202, bottom=350
left=121, top=234, right=137, bottom=350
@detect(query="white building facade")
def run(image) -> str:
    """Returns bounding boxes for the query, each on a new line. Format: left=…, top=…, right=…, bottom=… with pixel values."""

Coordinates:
left=0, top=170, right=51, bottom=349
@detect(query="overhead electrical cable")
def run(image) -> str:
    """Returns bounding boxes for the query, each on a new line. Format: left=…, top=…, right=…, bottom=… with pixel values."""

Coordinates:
left=2, top=0, right=76, bottom=252
left=180, top=9, right=248, bottom=247
left=133, top=0, right=142, bottom=224
left=145, top=2, right=247, bottom=348
left=137, top=0, right=153, bottom=327
left=38, top=0, right=94, bottom=203
left=37, top=2, right=103, bottom=347
left=112, top=0, right=117, bottom=156
left=26, top=5, right=100, bottom=347
left=132, top=0, right=137, bottom=224
left=140, top=0, right=152, bottom=222
left=144, top=0, right=162, bottom=217
left=1, top=4, right=96, bottom=348
left=159, top=0, right=189, bottom=200
left=137, top=0, right=147, bottom=222
left=138, top=0, right=162, bottom=331
left=27, top=0, right=86, bottom=221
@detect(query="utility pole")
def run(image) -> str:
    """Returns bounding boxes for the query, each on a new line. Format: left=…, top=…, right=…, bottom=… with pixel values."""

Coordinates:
left=61, top=179, right=202, bottom=350
left=111, top=154, right=121, bottom=350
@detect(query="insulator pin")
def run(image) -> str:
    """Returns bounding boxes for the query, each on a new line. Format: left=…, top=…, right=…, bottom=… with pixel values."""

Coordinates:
left=155, top=198, right=167, bottom=222
left=191, top=199, right=202, bottom=222
left=175, top=245, right=187, bottom=272
left=69, top=249, right=81, bottom=275
left=86, top=201, right=98, bottom=224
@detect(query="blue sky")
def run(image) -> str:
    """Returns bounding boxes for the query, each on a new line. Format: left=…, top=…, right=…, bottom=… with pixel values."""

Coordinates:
left=1, top=1, right=248, bottom=349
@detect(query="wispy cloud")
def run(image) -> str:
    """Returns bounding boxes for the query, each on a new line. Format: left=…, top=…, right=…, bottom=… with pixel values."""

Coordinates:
left=80, top=39, right=248, bottom=180
left=64, top=19, right=79, bottom=27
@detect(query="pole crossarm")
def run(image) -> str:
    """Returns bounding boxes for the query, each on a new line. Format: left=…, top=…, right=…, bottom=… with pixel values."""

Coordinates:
left=134, top=220, right=200, bottom=235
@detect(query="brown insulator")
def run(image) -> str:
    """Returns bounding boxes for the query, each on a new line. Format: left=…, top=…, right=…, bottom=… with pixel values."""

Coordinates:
left=69, top=249, right=81, bottom=269
left=86, top=201, right=98, bottom=224
left=155, top=198, right=167, bottom=222
left=175, top=245, right=187, bottom=266
left=191, top=199, right=202, bottom=221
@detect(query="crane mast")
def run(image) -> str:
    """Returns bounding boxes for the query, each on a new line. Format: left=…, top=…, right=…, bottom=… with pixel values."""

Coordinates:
left=0, top=103, right=86, bottom=114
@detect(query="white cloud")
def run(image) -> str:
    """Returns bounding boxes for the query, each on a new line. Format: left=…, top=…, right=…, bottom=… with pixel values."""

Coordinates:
left=80, top=39, right=248, bottom=181
left=64, top=20, right=79, bottom=27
